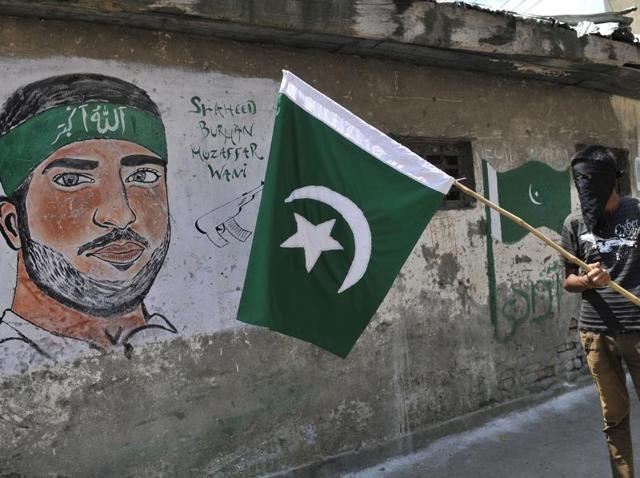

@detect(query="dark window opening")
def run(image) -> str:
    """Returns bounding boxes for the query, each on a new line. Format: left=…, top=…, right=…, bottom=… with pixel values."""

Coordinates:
left=393, top=137, right=476, bottom=209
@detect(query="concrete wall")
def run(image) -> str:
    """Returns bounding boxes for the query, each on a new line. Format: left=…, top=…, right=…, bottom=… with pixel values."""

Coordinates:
left=0, top=13, right=639, bottom=477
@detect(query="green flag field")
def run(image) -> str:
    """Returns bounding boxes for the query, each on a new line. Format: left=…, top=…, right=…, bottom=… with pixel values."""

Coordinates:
left=482, top=160, right=570, bottom=244
left=237, top=71, right=454, bottom=357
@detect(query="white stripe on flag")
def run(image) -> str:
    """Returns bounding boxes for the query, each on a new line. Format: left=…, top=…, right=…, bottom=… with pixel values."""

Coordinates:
left=278, top=70, right=454, bottom=195
left=485, top=162, right=502, bottom=242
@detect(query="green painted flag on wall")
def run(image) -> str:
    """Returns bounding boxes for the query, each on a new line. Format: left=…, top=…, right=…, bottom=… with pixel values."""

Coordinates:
left=237, top=71, right=454, bottom=358
left=482, top=160, right=570, bottom=244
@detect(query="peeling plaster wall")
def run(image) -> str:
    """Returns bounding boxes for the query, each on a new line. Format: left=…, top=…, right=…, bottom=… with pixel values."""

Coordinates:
left=0, top=14, right=637, bottom=477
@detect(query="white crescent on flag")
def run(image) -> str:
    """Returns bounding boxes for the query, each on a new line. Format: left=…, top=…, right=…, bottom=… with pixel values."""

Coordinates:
left=283, top=185, right=372, bottom=293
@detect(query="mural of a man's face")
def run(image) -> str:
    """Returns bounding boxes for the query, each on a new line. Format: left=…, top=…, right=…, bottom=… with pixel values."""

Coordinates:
left=13, top=138, right=170, bottom=316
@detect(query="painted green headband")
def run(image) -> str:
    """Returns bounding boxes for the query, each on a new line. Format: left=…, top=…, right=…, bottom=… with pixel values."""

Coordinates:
left=0, top=102, right=167, bottom=196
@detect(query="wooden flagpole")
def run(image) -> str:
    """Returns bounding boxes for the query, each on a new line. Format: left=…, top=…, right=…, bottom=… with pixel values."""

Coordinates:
left=452, top=180, right=640, bottom=308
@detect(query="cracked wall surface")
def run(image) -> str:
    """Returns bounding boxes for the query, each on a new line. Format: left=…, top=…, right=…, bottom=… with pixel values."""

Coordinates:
left=0, top=12, right=638, bottom=477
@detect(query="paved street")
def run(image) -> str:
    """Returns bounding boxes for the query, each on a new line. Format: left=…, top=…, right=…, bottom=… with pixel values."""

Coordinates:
left=344, top=379, right=640, bottom=478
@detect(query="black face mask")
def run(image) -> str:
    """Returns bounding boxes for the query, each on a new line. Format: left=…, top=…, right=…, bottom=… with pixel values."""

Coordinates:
left=571, top=159, right=617, bottom=233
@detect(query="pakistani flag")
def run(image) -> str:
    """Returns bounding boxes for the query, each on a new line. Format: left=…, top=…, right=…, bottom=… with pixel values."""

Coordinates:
left=237, top=71, right=454, bottom=358
left=482, top=160, right=570, bottom=243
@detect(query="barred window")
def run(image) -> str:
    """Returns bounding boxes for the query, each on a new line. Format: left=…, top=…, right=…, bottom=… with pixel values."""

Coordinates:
left=393, top=137, right=476, bottom=209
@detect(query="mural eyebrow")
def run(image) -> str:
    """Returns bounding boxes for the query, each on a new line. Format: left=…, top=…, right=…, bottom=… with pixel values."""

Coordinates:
left=42, top=158, right=99, bottom=173
left=121, top=155, right=165, bottom=167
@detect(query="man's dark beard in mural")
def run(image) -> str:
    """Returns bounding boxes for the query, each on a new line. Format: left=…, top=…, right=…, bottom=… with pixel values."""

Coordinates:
left=11, top=182, right=171, bottom=318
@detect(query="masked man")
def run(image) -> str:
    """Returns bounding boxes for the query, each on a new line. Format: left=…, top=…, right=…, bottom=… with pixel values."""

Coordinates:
left=562, top=145, right=640, bottom=478
left=0, top=74, right=176, bottom=372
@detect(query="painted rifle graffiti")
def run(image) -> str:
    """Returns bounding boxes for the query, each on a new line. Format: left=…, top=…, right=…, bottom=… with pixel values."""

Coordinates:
left=196, top=184, right=263, bottom=247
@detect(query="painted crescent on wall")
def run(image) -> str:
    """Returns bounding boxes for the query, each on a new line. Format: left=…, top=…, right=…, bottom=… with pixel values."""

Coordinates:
left=528, top=184, right=543, bottom=205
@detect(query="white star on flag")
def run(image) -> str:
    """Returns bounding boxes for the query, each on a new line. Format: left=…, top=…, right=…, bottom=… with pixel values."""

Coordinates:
left=280, top=213, right=344, bottom=272
left=237, top=70, right=455, bottom=358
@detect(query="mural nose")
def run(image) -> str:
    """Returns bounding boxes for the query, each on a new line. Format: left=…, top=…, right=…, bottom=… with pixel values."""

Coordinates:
left=93, top=193, right=137, bottom=229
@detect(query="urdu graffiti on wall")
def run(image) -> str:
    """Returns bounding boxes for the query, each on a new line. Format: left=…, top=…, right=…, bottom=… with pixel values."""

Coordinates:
left=481, top=150, right=572, bottom=343
left=0, top=73, right=177, bottom=367
left=494, top=263, right=565, bottom=342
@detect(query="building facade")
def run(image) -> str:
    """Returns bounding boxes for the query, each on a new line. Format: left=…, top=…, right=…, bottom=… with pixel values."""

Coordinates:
left=1, top=1, right=640, bottom=476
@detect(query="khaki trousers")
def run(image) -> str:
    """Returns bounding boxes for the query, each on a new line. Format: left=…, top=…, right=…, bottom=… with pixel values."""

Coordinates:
left=581, top=330, right=640, bottom=478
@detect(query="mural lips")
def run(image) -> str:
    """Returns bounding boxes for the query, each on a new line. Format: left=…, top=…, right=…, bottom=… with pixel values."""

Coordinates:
left=77, top=226, right=150, bottom=272
left=87, top=241, right=146, bottom=270
left=0, top=73, right=177, bottom=361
